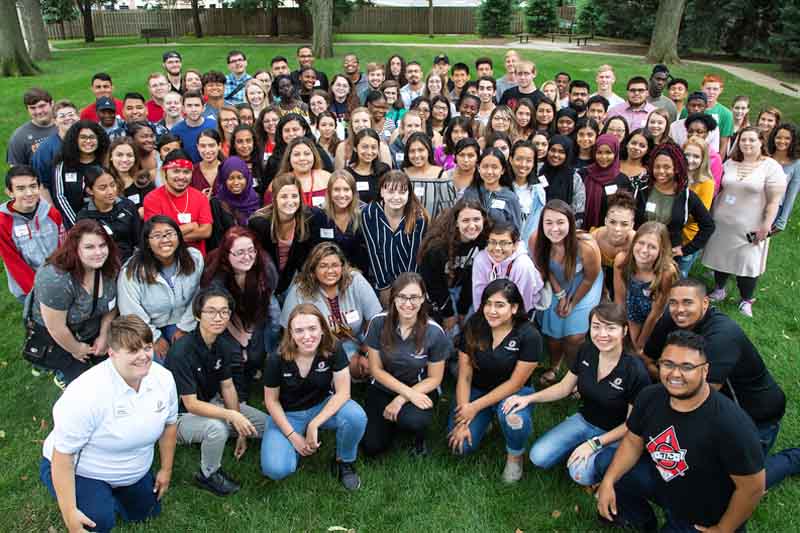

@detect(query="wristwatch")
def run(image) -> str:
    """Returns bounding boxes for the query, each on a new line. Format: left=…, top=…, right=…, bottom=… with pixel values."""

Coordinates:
left=591, top=437, right=603, bottom=451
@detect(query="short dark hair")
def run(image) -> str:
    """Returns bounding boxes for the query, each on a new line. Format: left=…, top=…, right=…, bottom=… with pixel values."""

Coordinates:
left=193, top=286, right=235, bottom=319
left=664, top=330, right=706, bottom=361
left=23, top=88, right=52, bottom=107
left=91, top=72, right=112, bottom=84
left=627, top=76, right=649, bottom=89
left=123, top=92, right=146, bottom=104
left=271, top=55, right=289, bottom=66
left=569, top=80, right=591, bottom=93
left=297, top=45, right=312, bottom=55
left=201, top=70, right=226, bottom=86
left=475, top=57, right=493, bottom=69
left=671, top=276, right=707, bottom=297
left=587, top=94, right=609, bottom=111
left=452, top=62, right=469, bottom=75
left=668, top=77, right=689, bottom=90
left=109, top=314, right=153, bottom=352
left=5, top=165, right=38, bottom=190
left=555, top=71, right=571, bottom=80
left=183, top=90, right=204, bottom=104
left=226, top=50, right=246, bottom=63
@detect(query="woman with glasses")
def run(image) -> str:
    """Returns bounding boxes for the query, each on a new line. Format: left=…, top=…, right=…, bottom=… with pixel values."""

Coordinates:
left=281, top=242, right=382, bottom=380
left=118, top=215, right=203, bottom=363
left=362, top=273, right=452, bottom=457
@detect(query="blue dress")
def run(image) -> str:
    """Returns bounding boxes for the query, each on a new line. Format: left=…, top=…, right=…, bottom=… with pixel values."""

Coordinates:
left=538, top=255, right=604, bottom=338
left=626, top=277, right=652, bottom=324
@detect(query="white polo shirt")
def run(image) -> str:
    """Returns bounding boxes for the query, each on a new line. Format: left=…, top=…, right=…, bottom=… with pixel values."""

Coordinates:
left=42, top=358, right=178, bottom=487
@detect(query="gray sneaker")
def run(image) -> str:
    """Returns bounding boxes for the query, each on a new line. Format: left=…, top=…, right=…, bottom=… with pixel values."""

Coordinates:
left=502, top=457, right=524, bottom=483
left=332, top=459, right=361, bottom=491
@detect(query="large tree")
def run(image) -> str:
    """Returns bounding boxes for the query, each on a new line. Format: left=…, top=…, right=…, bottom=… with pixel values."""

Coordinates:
left=18, top=0, right=51, bottom=61
left=190, top=0, right=203, bottom=38
left=311, top=0, right=334, bottom=58
left=0, top=0, right=38, bottom=76
left=646, top=0, right=687, bottom=64
left=42, top=0, right=78, bottom=40
left=75, top=0, right=96, bottom=43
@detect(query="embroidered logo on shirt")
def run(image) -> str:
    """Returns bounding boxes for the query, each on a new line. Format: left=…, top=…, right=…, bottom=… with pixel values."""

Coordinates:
left=505, top=339, right=519, bottom=351
left=646, top=425, right=689, bottom=482
left=410, top=351, right=429, bottom=360
left=609, top=377, right=624, bottom=391
left=155, top=400, right=165, bottom=412
left=582, top=360, right=590, bottom=367
left=214, top=359, right=222, bottom=370
left=315, top=362, right=330, bottom=372
left=283, top=373, right=293, bottom=378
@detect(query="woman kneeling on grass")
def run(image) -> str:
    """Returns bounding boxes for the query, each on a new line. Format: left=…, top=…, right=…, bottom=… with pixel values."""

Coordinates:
left=503, top=302, right=649, bottom=486
left=261, top=304, right=367, bottom=490
left=448, top=279, right=543, bottom=483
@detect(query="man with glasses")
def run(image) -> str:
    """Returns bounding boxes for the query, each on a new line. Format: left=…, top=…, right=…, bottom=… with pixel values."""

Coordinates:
left=224, top=50, right=252, bottom=106
left=7, top=88, right=57, bottom=166
left=597, top=329, right=766, bottom=532
left=291, top=46, right=329, bottom=91
left=163, top=51, right=184, bottom=94
left=646, top=64, right=678, bottom=123
left=32, top=100, right=79, bottom=203
left=642, top=278, right=799, bottom=488
left=146, top=73, right=171, bottom=123
left=606, top=77, right=656, bottom=130
left=167, top=287, right=266, bottom=496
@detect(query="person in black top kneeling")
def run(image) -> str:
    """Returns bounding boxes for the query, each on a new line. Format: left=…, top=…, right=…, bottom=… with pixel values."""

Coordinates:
left=260, top=303, right=367, bottom=490
left=597, top=330, right=765, bottom=532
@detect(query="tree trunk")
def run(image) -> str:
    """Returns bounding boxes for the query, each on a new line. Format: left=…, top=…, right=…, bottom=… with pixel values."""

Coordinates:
left=646, top=0, right=687, bottom=64
left=268, top=1, right=279, bottom=37
left=191, top=0, right=203, bottom=38
left=0, top=0, right=38, bottom=76
left=311, top=0, right=333, bottom=59
left=59, top=20, right=66, bottom=40
left=428, top=0, right=434, bottom=38
left=18, top=0, right=51, bottom=61
left=77, top=1, right=95, bottom=43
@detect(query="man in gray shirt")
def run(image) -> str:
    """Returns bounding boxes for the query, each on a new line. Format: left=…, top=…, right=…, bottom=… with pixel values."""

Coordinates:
left=7, top=88, right=57, bottom=166
left=647, top=64, right=678, bottom=123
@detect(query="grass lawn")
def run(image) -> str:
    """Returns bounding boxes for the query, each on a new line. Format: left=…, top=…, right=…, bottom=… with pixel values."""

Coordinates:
left=0, top=41, right=799, bottom=532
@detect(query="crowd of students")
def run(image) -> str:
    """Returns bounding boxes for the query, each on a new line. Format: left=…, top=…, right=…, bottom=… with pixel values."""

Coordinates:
left=4, top=45, right=800, bottom=532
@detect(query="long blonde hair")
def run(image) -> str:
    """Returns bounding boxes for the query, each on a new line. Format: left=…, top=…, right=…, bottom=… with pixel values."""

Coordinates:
left=279, top=304, right=337, bottom=361
left=683, top=136, right=712, bottom=186
left=323, top=170, right=361, bottom=232
left=620, top=221, right=678, bottom=303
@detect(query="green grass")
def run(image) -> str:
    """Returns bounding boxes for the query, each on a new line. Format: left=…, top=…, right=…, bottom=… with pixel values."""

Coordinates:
left=734, top=62, right=800, bottom=89
left=1, top=43, right=799, bottom=532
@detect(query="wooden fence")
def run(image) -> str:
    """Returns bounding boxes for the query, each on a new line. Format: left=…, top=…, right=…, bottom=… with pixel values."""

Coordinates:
left=46, top=7, right=527, bottom=40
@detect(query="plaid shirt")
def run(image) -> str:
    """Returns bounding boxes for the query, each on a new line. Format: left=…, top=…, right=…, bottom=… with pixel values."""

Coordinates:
left=224, top=72, right=252, bottom=105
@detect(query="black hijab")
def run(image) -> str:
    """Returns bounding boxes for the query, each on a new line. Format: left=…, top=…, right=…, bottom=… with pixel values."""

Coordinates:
left=540, top=134, right=576, bottom=204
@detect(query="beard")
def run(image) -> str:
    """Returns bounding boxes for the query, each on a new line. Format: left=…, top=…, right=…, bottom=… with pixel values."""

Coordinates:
left=668, top=380, right=705, bottom=400
left=570, top=101, right=586, bottom=113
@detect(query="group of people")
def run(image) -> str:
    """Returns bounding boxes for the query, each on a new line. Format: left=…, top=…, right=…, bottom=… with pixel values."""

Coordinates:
left=4, top=44, right=799, bottom=532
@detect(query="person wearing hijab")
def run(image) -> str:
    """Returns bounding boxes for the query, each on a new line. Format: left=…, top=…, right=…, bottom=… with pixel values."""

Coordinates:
left=555, top=108, right=578, bottom=138
left=208, top=156, right=262, bottom=251
left=581, top=133, right=623, bottom=230
left=539, top=135, right=586, bottom=228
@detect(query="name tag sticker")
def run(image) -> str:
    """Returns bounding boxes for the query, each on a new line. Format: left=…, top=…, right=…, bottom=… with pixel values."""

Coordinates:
left=314, top=80, right=321, bottom=87
left=356, top=181, right=370, bottom=192
left=65, top=172, right=78, bottom=183
left=127, top=193, right=140, bottom=204
left=312, top=196, right=325, bottom=207
left=645, top=202, right=657, bottom=213
left=320, top=228, right=334, bottom=239
left=103, top=224, right=113, bottom=235
left=605, top=184, right=618, bottom=195
left=491, top=199, right=506, bottom=209
left=724, top=194, right=736, bottom=205
left=538, top=176, right=548, bottom=188
left=414, top=186, right=425, bottom=198
left=13, top=225, right=28, bottom=238
left=108, top=297, right=116, bottom=311
left=395, top=153, right=404, bottom=162
left=344, top=309, right=360, bottom=323
left=177, top=212, right=191, bottom=224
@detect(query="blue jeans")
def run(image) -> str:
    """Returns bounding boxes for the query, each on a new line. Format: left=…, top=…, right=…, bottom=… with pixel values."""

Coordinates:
left=758, top=419, right=800, bottom=489
left=529, top=412, right=617, bottom=486
left=152, top=324, right=180, bottom=365
left=675, top=250, right=701, bottom=278
left=260, top=397, right=367, bottom=480
left=40, top=458, right=161, bottom=532
left=447, top=386, right=534, bottom=456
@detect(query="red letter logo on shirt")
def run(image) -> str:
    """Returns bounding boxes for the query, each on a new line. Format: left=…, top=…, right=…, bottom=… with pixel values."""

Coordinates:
left=646, top=425, right=689, bottom=482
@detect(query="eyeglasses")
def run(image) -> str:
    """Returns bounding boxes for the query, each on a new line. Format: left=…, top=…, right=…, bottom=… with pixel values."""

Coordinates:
left=79, top=134, right=98, bottom=141
left=395, top=295, right=424, bottom=305
left=201, top=308, right=231, bottom=319
left=628, top=88, right=648, bottom=93
left=657, top=360, right=708, bottom=374
left=221, top=117, right=239, bottom=124
left=56, top=111, right=77, bottom=120
left=488, top=239, right=514, bottom=248
left=148, top=231, right=178, bottom=241
left=229, top=247, right=257, bottom=258
left=228, top=58, right=245, bottom=64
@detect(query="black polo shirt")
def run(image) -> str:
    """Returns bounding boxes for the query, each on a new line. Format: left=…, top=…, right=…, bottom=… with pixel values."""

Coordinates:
left=570, top=343, right=650, bottom=431
left=263, top=343, right=348, bottom=412
left=166, top=329, right=234, bottom=413
left=627, top=384, right=763, bottom=527
left=365, top=313, right=452, bottom=393
left=457, top=321, right=543, bottom=391
left=644, top=307, right=786, bottom=424
left=346, top=162, right=391, bottom=204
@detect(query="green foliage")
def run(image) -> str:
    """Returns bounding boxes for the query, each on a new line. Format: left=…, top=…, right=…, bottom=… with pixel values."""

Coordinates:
left=41, top=0, right=78, bottom=24
left=769, top=0, right=800, bottom=71
left=576, top=2, right=602, bottom=36
left=525, top=0, right=557, bottom=36
left=477, top=0, right=515, bottom=37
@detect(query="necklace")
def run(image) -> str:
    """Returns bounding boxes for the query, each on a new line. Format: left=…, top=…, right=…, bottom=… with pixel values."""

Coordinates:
left=166, top=189, right=190, bottom=218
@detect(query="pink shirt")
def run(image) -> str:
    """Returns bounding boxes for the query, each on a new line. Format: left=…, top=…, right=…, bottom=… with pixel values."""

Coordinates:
left=606, top=101, right=657, bottom=131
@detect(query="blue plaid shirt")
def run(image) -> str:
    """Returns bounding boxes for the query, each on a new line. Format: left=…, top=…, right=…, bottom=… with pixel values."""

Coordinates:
left=224, top=72, right=252, bottom=105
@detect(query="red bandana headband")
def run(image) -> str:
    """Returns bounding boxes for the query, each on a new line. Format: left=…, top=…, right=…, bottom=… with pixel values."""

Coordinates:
left=162, top=159, right=193, bottom=171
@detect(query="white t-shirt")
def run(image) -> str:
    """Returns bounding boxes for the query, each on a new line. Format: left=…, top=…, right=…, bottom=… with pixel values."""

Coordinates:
left=43, top=359, right=178, bottom=487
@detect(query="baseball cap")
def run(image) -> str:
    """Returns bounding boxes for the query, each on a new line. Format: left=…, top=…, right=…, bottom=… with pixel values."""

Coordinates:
left=163, top=51, right=182, bottom=62
left=686, top=91, right=708, bottom=104
left=651, top=64, right=670, bottom=77
left=433, top=54, right=450, bottom=65
left=96, top=96, right=115, bottom=111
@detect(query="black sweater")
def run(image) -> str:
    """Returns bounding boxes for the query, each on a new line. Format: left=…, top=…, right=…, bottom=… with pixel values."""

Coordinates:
left=419, top=237, right=485, bottom=320
left=633, top=186, right=715, bottom=256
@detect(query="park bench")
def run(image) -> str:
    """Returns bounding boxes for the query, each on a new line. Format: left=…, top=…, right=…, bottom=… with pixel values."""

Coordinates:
left=574, top=34, right=592, bottom=46
left=141, top=28, right=171, bottom=44
left=517, top=33, right=532, bottom=43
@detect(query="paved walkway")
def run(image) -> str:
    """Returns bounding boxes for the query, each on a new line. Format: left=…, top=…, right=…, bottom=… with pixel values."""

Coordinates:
left=52, top=38, right=798, bottom=98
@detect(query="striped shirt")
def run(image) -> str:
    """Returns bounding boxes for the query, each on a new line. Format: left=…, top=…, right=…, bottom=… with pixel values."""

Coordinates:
left=361, top=201, right=427, bottom=290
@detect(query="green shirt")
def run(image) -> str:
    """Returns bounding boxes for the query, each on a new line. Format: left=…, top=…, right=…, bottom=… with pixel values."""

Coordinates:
left=680, top=102, right=734, bottom=137
left=645, top=188, right=676, bottom=225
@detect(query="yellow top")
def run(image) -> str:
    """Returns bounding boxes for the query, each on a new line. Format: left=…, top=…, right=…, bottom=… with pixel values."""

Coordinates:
left=682, top=179, right=714, bottom=244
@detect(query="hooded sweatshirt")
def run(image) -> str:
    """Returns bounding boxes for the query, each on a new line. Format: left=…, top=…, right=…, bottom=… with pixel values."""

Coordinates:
left=472, top=244, right=544, bottom=313
left=0, top=199, right=64, bottom=300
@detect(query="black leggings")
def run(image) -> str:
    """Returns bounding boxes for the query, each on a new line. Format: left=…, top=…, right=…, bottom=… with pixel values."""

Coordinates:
left=362, top=384, right=436, bottom=457
left=714, top=271, right=758, bottom=301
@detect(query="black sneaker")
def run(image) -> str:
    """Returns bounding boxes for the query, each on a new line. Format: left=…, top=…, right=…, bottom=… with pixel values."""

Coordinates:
left=194, top=469, right=240, bottom=496
left=332, top=459, right=362, bottom=491
left=409, top=436, right=429, bottom=457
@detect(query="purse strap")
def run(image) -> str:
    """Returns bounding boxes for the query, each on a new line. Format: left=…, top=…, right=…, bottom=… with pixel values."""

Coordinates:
left=90, top=269, right=100, bottom=316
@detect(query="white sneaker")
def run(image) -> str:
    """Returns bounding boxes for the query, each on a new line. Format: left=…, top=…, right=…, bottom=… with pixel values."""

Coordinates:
left=502, top=457, right=523, bottom=483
